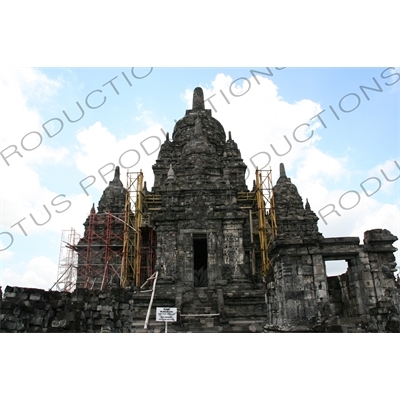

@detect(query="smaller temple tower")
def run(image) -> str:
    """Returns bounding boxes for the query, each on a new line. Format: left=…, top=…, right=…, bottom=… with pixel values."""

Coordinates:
left=76, top=167, right=127, bottom=290
left=265, top=163, right=399, bottom=332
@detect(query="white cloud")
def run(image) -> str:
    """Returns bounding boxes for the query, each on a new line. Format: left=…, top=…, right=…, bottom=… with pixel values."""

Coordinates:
left=2, top=255, right=58, bottom=290
left=74, top=120, right=165, bottom=192
left=0, top=68, right=68, bottom=170
left=0, top=249, right=13, bottom=261
left=366, top=159, right=400, bottom=196
left=293, top=158, right=399, bottom=246
left=0, top=68, right=76, bottom=236
left=0, top=68, right=61, bottom=147
left=350, top=203, right=400, bottom=241
left=184, top=73, right=323, bottom=185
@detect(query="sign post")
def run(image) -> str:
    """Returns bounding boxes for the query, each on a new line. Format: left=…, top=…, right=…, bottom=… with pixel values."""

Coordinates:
left=156, top=307, right=177, bottom=333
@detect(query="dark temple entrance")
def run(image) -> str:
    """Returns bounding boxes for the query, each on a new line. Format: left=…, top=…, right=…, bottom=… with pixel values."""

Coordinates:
left=193, top=235, right=208, bottom=287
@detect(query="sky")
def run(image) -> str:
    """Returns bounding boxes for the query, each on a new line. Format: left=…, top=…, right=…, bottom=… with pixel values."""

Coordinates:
left=1, top=66, right=399, bottom=289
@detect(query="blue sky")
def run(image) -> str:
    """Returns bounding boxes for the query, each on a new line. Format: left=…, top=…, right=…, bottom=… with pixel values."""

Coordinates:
left=1, top=66, right=399, bottom=288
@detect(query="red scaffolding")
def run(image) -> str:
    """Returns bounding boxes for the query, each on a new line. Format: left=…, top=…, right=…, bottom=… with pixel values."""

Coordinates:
left=59, top=170, right=158, bottom=291
left=77, top=210, right=125, bottom=290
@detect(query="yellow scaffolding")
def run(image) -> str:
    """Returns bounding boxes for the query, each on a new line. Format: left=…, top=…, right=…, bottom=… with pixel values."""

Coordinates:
left=121, top=170, right=144, bottom=287
left=255, top=168, right=277, bottom=277
left=144, top=193, right=162, bottom=211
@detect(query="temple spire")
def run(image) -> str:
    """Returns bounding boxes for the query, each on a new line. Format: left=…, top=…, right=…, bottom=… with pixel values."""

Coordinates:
left=114, top=166, right=120, bottom=180
left=192, top=87, right=205, bottom=110
left=279, top=163, right=287, bottom=178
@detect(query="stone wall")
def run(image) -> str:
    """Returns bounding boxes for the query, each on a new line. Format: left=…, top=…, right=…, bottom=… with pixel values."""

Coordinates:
left=0, top=282, right=270, bottom=333
left=265, top=230, right=400, bottom=332
left=1, top=286, right=141, bottom=333
left=2, top=273, right=399, bottom=333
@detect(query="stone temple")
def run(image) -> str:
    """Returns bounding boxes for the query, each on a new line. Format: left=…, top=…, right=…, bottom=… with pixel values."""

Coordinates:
left=1, top=87, right=399, bottom=333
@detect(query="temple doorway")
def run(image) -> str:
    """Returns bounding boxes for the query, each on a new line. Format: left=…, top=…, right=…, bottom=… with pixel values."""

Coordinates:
left=193, top=235, right=208, bottom=287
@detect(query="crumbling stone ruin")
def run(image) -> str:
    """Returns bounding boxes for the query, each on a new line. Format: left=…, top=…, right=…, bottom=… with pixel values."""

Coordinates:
left=266, top=164, right=400, bottom=332
left=1, top=87, right=399, bottom=332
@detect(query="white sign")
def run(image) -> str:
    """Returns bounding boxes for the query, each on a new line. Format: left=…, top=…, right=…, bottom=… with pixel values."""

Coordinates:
left=156, top=307, right=177, bottom=322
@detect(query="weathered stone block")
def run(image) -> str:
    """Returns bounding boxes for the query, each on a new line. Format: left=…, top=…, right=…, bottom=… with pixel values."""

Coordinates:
left=0, top=300, right=15, bottom=309
left=302, top=265, right=313, bottom=275
left=30, top=315, right=43, bottom=326
left=283, top=267, right=293, bottom=276
left=285, top=291, right=304, bottom=300
left=52, top=320, right=67, bottom=328
left=29, top=293, right=41, bottom=301
left=50, top=299, right=64, bottom=309
left=313, top=264, right=325, bottom=275
left=4, top=321, right=17, bottom=330
left=70, top=301, right=85, bottom=311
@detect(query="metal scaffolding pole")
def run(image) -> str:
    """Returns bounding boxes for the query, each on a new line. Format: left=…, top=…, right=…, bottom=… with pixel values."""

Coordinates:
left=143, top=271, right=159, bottom=330
left=75, top=210, right=124, bottom=290
left=53, top=229, right=80, bottom=292
left=255, top=168, right=277, bottom=277
left=121, top=170, right=144, bottom=287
